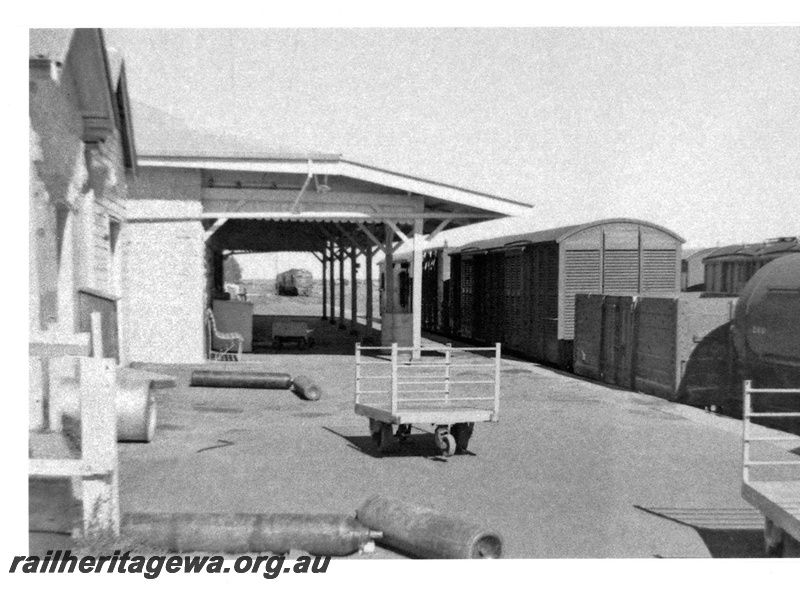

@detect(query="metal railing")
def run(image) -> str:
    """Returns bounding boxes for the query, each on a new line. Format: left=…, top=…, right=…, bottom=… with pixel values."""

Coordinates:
left=742, top=380, right=800, bottom=483
left=355, top=343, right=501, bottom=418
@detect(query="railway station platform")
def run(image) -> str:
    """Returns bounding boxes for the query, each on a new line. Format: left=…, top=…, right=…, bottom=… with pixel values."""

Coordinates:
left=111, top=339, right=782, bottom=560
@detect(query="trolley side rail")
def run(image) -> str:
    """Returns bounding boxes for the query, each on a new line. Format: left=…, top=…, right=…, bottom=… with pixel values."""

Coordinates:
left=354, top=343, right=501, bottom=423
left=741, top=380, right=800, bottom=547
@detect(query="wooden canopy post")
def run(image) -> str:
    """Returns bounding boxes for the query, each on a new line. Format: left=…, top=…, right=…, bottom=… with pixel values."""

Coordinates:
left=412, top=219, right=424, bottom=358
left=338, top=242, right=346, bottom=329
left=366, top=244, right=374, bottom=337
left=329, top=242, right=336, bottom=324
left=350, top=244, right=359, bottom=335
left=321, top=246, right=327, bottom=319
left=382, top=224, right=395, bottom=345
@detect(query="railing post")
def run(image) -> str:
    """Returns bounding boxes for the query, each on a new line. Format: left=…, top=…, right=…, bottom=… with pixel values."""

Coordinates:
left=391, top=343, right=398, bottom=415
left=742, top=380, right=752, bottom=483
left=444, top=344, right=451, bottom=404
left=354, top=343, right=361, bottom=405
left=494, top=343, right=502, bottom=418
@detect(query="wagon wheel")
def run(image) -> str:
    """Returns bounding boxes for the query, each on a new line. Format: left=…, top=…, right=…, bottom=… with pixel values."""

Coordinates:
left=451, top=422, right=475, bottom=454
left=378, top=423, right=395, bottom=453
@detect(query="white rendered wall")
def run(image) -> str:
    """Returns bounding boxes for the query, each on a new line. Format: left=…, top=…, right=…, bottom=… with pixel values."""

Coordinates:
left=121, top=217, right=206, bottom=364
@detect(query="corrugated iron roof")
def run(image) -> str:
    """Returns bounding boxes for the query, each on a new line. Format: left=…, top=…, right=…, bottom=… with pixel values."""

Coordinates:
left=703, top=237, right=800, bottom=262
left=140, top=148, right=342, bottom=162
left=454, top=218, right=684, bottom=254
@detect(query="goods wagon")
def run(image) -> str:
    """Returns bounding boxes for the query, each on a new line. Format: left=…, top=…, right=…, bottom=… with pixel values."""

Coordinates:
left=573, top=293, right=737, bottom=405
left=703, top=236, right=799, bottom=295
left=276, top=268, right=314, bottom=296
left=450, top=219, right=683, bottom=368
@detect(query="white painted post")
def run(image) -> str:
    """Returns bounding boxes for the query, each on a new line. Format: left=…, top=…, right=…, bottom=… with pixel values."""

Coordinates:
left=444, top=345, right=451, bottom=403
left=339, top=244, right=346, bottom=328
left=354, top=343, right=361, bottom=405
left=329, top=242, right=336, bottom=324
left=79, top=354, right=120, bottom=536
left=391, top=343, right=399, bottom=415
left=494, top=343, right=502, bottom=419
left=322, top=248, right=327, bottom=319
left=366, top=244, right=374, bottom=335
left=350, top=245, right=358, bottom=334
left=742, top=380, right=751, bottom=483
left=91, top=311, right=104, bottom=358
left=412, top=219, right=424, bottom=359
left=383, top=224, right=395, bottom=345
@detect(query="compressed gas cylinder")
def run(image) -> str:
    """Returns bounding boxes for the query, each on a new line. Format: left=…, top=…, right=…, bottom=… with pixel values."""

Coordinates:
left=291, top=375, right=322, bottom=401
left=356, top=496, right=503, bottom=559
left=190, top=371, right=293, bottom=390
left=60, top=379, right=156, bottom=443
left=122, top=513, right=382, bottom=556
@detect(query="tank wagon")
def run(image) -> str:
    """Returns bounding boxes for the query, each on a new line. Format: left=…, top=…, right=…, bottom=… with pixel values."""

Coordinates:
left=449, top=219, right=684, bottom=369
left=276, top=268, right=314, bottom=297
left=731, top=253, right=800, bottom=392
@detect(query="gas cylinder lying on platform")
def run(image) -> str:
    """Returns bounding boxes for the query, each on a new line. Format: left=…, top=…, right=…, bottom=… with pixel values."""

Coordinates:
left=190, top=371, right=293, bottom=390
left=122, top=513, right=382, bottom=556
left=291, top=375, right=322, bottom=401
left=356, top=496, right=503, bottom=559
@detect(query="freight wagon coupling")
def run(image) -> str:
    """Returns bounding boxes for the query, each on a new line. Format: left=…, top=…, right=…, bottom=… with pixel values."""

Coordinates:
left=356, top=496, right=503, bottom=559
left=355, top=343, right=501, bottom=456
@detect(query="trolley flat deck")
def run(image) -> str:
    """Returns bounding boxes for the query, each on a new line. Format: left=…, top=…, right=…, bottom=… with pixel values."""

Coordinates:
left=354, top=403, right=496, bottom=426
left=742, top=481, right=800, bottom=542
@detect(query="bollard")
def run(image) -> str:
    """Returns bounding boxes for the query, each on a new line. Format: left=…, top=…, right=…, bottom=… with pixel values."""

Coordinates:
left=291, top=375, right=322, bottom=401
left=190, top=371, right=293, bottom=390
left=122, top=513, right=382, bottom=556
left=356, top=496, right=503, bottom=559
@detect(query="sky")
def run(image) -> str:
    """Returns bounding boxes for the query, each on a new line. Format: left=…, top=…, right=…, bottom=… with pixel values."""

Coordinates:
left=102, top=25, right=800, bottom=280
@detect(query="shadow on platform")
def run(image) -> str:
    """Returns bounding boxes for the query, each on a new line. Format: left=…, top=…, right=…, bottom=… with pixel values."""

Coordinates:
left=635, top=505, right=766, bottom=558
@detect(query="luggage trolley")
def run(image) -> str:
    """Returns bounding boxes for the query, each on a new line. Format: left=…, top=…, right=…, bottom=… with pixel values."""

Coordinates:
left=354, top=343, right=501, bottom=456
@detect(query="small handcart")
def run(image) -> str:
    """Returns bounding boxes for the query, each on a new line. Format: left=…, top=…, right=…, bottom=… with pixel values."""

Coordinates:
left=272, top=321, right=315, bottom=350
left=354, top=343, right=501, bottom=456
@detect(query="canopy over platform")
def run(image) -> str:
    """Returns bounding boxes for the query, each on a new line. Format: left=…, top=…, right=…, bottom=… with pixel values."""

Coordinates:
left=134, top=150, right=532, bottom=253
left=125, top=150, right=532, bottom=362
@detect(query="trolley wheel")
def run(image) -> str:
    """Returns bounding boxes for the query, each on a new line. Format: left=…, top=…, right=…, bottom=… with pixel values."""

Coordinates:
left=433, top=426, right=449, bottom=451
left=765, top=519, right=785, bottom=557
left=451, top=422, right=474, bottom=454
left=378, top=423, right=395, bottom=453
left=298, top=338, right=308, bottom=350
left=368, top=418, right=381, bottom=444
left=272, top=338, right=283, bottom=350
left=396, top=423, right=412, bottom=443
left=442, top=434, right=456, bottom=457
